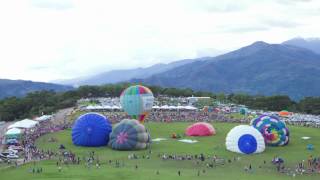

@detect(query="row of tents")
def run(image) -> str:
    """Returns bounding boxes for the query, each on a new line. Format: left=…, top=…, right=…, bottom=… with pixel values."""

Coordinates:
left=4, top=115, right=52, bottom=143
left=84, top=105, right=198, bottom=111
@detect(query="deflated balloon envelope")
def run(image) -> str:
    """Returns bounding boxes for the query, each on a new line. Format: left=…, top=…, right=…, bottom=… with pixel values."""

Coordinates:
left=251, top=115, right=289, bottom=146
left=226, top=125, right=265, bottom=154
left=185, top=122, right=216, bottom=136
left=109, top=119, right=150, bottom=150
left=72, top=113, right=112, bottom=147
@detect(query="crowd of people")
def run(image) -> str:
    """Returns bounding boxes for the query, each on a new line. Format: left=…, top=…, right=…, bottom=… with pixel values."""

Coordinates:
left=1, top=107, right=319, bottom=178
left=99, top=109, right=320, bottom=128
left=101, top=110, right=251, bottom=124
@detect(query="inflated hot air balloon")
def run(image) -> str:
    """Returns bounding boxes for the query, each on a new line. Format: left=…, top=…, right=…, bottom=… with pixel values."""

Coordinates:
left=185, top=122, right=216, bottom=136
left=250, top=115, right=289, bottom=146
left=109, top=119, right=150, bottom=150
left=226, top=125, right=265, bottom=154
left=120, top=85, right=154, bottom=123
left=72, top=113, right=112, bottom=147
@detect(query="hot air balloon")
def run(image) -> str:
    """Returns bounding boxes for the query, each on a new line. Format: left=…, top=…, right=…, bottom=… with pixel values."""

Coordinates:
left=109, top=119, right=150, bottom=150
left=120, top=85, right=154, bottom=123
left=226, top=125, right=265, bottom=154
left=251, top=115, right=289, bottom=146
left=72, top=113, right=112, bottom=147
left=185, top=122, right=216, bottom=136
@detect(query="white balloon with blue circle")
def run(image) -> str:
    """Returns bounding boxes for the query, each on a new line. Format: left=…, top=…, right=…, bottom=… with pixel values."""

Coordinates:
left=226, top=125, right=265, bottom=154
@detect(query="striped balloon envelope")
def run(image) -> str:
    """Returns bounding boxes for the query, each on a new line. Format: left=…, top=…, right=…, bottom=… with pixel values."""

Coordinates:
left=120, top=85, right=154, bottom=123
left=250, top=115, right=289, bottom=146
left=109, top=119, right=151, bottom=150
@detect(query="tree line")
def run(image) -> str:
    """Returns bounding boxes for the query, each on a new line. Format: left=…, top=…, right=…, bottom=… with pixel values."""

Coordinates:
left=0, top=83, right=319, bottom=121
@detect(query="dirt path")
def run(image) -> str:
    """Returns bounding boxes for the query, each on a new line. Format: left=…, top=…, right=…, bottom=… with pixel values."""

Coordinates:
left=52, top=107, right=75, bottom=125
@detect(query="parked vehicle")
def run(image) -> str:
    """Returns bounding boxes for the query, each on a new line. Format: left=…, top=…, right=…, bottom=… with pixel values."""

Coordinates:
left=8, top=149, right=18, bottom=154
left=0, top=152, right=10, bottom=156
left=6, top=154, right=19, bottom=159
left=8, top=145, right=23, bottom=151
left=0, top=153, right=7, bottom=158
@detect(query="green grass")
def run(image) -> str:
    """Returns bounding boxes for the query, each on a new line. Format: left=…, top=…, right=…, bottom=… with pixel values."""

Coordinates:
left=1, top=122, right=320, bottom=180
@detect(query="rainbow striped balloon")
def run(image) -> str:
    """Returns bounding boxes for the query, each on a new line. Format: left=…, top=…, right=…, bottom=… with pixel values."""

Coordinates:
left=250, top=115, right=289, bottom=146
left=120, top=85, right=154, bottom=123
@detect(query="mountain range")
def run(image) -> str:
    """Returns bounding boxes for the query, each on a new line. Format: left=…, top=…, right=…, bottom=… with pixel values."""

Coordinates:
left=283, top=37, right=320, bottom=54
left=0, top=79, right=73, bottom=99
left=53, top=58, right=200, bottom=86
left=3, top=37, right=320, bottom=100
left=135, top=41, right=320, bottom=100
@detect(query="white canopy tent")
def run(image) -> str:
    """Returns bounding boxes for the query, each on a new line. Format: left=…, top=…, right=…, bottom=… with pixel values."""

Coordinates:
left=155, top=105, right=198, bottom=110
left=7, top=119, right=39, bottom=129
left=168, top=106, right=178, bottom=109
left=5, top=128, right=23, bottom=139
left=184, top=106, right=198, bottom=110
left=160, top=105, right=170, bottom=109
left=35, top=115, right=52, bottom=122
left=152, top=105, right=160, bottom=109
left=111, top=105, right=121, bottom=110
left=85, top=105, right=96, bottom=110
left=85, top=105, right=122, bottom=110
left=5, top=128, right=22, bottom=135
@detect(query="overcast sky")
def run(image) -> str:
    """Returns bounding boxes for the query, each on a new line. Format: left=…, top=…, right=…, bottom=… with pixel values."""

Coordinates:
left=0, top=0, right=319, bottom=82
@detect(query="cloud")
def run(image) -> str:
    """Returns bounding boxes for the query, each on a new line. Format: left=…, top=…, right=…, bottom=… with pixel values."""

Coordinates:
left=219, top=25, right=269, bottom=33
left=31, top=0, right=74, bottom=10
left=184, top=0, right=248, bottom=13
left=261, top=19, right=302, bottom=28
left=28, top=66, right=51, bottom=70
left=0, top=0, right=319, bottom=82
left=274, top=0, right=313, bottom=5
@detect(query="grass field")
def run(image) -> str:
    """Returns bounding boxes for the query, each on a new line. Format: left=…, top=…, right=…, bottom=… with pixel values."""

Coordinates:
left=1, top=122, right=319, bottom=180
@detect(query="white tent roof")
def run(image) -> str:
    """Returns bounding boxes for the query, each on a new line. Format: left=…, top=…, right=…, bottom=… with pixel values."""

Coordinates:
left=111, top=105, right=121, bottom=109
left=152, top=105, right=160, bottom=109
left=5, top=128, right=22, bottom=135
left=160, top=105, right=170, bottom=109
left=8, top=119, right=39, bottom=129
left=177, top=106, right=185, bottom=109
left=86, top=105, right=95, bottom=110
left=35, top=115, right=52, bottom=122
left=184, top=106, right=198, bottom=110
left=86, top=105, right=120, bottom=110
left=168, top=106, right=177, bottom=109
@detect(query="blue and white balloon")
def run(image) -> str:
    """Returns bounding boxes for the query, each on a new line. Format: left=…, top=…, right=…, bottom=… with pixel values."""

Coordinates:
left=226, top=125, right=265, bottom=154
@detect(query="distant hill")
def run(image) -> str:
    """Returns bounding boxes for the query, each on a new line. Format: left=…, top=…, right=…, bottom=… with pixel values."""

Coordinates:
left=53, top=59, right=200, bottom=86
left=134, top=41, right=320, bottom=100
left=283, top=37, right=320, bottom=54
left=0, top=79, right=73, bottom=99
